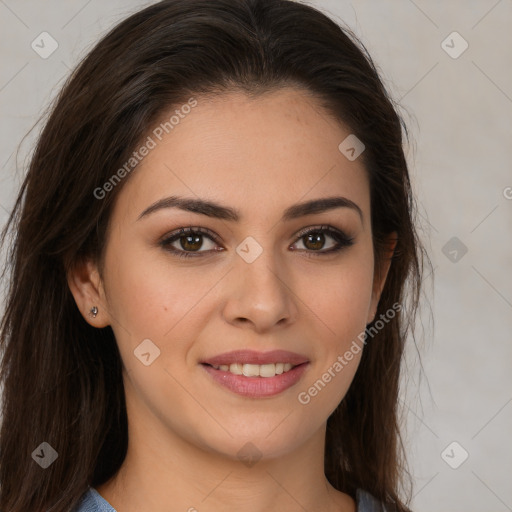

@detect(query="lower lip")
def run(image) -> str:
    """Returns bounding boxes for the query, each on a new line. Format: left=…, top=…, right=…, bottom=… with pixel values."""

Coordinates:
left=201, top=363, right=309, bottom=398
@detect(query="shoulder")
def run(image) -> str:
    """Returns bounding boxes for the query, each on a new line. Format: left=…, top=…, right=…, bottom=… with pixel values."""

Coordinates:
left=356, top=488, right=391, bottom=512
left=72, top=487, right=117, bottom=512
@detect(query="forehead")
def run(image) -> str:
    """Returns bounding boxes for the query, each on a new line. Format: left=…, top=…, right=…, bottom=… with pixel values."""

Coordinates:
left=112, top=87, right=370, bottom=224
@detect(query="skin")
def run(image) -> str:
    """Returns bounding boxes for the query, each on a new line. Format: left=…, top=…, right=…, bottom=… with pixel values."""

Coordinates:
left=68, top=87, right=396, bottom=512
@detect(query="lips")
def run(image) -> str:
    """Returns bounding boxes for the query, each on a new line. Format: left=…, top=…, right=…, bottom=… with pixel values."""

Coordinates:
left=201, top=361, right=310, bottom=397
left=199, top=349, right=310, bottom=397
left=200, top=349, right=309, bottom=367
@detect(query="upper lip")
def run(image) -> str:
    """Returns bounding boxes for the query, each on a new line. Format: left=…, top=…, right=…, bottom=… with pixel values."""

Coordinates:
left=201, top=349, right=309, bottom=366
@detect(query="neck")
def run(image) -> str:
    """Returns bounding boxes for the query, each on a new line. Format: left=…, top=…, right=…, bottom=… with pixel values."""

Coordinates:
left=95, top=401, right=355, bottom=512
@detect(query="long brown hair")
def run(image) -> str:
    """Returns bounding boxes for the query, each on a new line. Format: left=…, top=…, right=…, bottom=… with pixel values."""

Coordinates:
left=0, top=1, right=428, bottom=510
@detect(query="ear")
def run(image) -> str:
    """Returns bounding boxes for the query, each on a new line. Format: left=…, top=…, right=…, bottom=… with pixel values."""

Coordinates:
left=66, top=257, right=110, bottom=328
left=367, top=232, right=398, bottom=324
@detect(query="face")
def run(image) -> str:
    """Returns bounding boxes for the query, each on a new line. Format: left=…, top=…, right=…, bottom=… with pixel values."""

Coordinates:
left=71, top=87, right=393, bottom=462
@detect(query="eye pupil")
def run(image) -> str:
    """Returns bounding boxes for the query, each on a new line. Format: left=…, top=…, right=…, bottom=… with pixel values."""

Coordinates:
left=181, top=234, right=202, bottom=251
left=304, top=232, right=325, bottom=250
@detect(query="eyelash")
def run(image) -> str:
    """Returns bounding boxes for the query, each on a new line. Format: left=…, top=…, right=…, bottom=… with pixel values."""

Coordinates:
left=160, top=225, right=355, bottom=259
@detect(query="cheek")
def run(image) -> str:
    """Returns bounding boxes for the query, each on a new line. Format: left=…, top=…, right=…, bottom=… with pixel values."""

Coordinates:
left=104, top=243, right=211, bottom=330
left=295, top=259, right=371, bottom=414
left=102, top=243, right=225, bottom=374
left=297, top=252, right=374, bottom=344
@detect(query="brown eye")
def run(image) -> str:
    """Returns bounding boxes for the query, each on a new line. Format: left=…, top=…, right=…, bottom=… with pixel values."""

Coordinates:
left=160, top=227, right=220, bottom=258
left=179, top=233, right=203, bottom=251
left=291, top=225, right=355, bottom=255
left=303, top=232, right=326, bottom=251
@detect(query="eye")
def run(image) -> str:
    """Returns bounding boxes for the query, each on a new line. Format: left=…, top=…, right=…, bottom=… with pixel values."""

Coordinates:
left=290, top=225, right=355, bottom=255
left=160, top=227, right=222, bottom=258
left=160, top=224, right=355, bottom=259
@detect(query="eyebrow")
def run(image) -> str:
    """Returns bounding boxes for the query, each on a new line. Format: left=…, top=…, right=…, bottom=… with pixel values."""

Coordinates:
left=137, top=195, right=363, bottom=223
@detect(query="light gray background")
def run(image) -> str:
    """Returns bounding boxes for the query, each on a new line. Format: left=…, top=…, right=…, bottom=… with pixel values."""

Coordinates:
left=1, top=1, right=511, bottom=511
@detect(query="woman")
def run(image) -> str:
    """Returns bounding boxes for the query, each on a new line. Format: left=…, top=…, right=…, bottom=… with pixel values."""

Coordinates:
left=0, top=0, right=427, bottom=510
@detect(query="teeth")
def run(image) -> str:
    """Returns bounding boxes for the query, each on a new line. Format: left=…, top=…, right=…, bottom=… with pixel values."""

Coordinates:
left=211, top=362, right=296, bottom=377
left=230, top=363, right=243, bottom=375
left=259, top=364, right=276, bottom=378
left=243, top=364, right=260, bottom=377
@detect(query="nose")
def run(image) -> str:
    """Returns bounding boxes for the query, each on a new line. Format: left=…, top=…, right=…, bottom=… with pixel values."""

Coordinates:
left=222, top=248, right=299, bottom=333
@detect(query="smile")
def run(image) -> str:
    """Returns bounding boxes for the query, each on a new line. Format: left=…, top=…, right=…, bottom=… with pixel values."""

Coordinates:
left=207, top=362, right=296, bottom=377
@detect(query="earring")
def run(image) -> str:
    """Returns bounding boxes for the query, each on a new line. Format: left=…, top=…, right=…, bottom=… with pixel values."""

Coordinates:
left=90, top=306, right=98, bottom=318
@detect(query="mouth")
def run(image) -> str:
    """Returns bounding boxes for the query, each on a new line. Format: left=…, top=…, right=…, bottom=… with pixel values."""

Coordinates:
left=199, top=349, right=310, bottom=398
